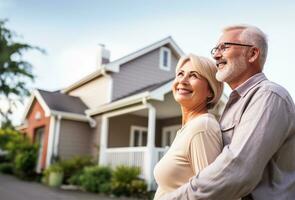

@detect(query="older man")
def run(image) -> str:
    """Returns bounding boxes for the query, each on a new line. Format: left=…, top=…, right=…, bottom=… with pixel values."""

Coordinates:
left=160, top=25, right=295, bottom=200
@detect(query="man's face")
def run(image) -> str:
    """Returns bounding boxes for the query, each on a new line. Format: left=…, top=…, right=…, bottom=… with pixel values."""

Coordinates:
left=213, top=30, right=249, bottom=88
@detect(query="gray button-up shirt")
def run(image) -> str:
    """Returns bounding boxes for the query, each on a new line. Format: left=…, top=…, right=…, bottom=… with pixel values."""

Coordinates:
left=160, top=73, right=295, bottom=200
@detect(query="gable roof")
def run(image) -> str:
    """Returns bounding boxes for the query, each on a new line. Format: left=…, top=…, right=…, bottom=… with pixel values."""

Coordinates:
left=104, top=36, right=184, bottom=72
left=62, top=36, right=184, bottom=93
left=38, top=90, right=88, bottom=114
left=22, top=89, right=89, bottom=122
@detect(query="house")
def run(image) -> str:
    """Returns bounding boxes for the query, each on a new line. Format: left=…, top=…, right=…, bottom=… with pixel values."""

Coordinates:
left=20, top=37, right=227, bottom=188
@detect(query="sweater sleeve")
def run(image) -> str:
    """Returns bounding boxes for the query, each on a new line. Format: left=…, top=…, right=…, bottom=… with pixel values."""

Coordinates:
left=188, top=127, right=223, bottom=175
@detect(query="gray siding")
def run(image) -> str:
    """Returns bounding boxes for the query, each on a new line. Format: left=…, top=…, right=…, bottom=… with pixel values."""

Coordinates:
left=111, top=46, right=179, bottom=100
left=108, top=114, right=148, bottom=147
left=58, top=120, right=93, bottom=160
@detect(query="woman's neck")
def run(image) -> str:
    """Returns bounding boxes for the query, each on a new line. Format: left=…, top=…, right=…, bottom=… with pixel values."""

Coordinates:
left=181, top=104, right=208, bottom=126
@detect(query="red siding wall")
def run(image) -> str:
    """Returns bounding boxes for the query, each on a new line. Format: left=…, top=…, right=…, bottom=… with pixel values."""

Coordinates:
left=23, top=99, right=51, bottom=170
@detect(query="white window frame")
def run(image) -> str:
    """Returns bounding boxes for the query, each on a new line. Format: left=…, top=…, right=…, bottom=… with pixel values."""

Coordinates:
left=130, top=125, right=148, bottom=147
left=162, top=125, right=181, bottom=147
left=159, top=47, right=171, bottom=71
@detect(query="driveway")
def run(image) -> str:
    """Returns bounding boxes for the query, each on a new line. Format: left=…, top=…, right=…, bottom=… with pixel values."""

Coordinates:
left=0, top=173, right=138, bottom=200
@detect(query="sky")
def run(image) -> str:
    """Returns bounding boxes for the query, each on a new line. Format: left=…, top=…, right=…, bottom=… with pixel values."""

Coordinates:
left=0, top=0, right=295, bottom=124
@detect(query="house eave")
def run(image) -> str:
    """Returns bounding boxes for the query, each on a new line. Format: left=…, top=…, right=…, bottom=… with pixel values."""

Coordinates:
left=86, top=92, right=150, bottom=116
left=86, top=80, right=175, bottom=116
left=50, top=110, right=89, bottom=122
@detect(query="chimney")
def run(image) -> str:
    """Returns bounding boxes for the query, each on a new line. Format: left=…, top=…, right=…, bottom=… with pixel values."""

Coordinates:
left=97, top=44, right=110, bottom=68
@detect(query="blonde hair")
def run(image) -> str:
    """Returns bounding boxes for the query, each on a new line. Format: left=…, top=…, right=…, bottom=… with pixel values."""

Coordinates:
left=176, top=54, right=223, bottom=109
left=223, top=24, right=268, bottom=69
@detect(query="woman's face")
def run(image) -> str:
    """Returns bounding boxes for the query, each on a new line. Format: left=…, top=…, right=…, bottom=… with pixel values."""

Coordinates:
left=172, top=60, right=211, bottom=109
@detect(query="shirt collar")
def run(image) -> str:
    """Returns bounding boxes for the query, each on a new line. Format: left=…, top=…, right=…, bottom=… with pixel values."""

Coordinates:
left=234, top=73, right=267, bottom=97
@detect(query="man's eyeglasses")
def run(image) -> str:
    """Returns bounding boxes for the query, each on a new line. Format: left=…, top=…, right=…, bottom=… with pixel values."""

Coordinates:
left=211, top=42, right=253, bottom=56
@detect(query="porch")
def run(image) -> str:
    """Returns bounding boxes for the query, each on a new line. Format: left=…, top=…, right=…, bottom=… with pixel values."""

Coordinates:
left=98, top=91, right=225, bottom=190
left=99, top=92, right=182, bottom=190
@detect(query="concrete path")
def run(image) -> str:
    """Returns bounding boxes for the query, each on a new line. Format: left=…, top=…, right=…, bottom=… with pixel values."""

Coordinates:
left=0, top=173, right=139, bottom=200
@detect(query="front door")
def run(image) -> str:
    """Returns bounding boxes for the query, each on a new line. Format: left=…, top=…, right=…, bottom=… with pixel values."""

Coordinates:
left=34, top=126, right=45, bottom=173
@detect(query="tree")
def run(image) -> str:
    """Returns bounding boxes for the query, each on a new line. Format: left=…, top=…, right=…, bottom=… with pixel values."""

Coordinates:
left=0, top=19, right=44, bottom=126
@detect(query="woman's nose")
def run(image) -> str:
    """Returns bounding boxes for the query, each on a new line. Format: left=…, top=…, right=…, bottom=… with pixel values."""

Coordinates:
left=179, top=74, right=189, bottom=83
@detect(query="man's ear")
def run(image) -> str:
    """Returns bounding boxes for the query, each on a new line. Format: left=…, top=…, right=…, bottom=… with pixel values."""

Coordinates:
left=248, top=47, right=259, bottom=63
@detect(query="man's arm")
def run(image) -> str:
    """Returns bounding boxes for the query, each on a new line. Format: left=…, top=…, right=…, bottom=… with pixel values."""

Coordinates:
left=160, top=90, right=292, bottom=200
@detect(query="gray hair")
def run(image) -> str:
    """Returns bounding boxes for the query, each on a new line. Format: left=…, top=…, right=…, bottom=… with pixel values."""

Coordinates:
left=223, top=25, right=268, bottom=70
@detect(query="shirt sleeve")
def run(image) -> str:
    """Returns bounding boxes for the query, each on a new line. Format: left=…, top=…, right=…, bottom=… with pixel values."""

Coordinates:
left=160, top=90, right=292, bottom=200
left=188, top=129, right=222, bottom=175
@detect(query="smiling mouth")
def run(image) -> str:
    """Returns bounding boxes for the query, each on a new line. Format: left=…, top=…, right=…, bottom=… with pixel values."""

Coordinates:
left=177, top=88, right=192, bottom=94
left=216, top=61, right=227, bottom=69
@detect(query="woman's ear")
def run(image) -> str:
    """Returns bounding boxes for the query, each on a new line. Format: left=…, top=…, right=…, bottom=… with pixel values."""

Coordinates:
left=248, top=47, right=259, bottom=63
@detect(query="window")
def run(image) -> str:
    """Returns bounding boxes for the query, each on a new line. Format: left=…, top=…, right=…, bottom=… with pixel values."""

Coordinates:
left=159, top=47, right=171, bottom=71
left=130, top=126, right=148, bottom=147
left=162, top=125, right=181, bottom=147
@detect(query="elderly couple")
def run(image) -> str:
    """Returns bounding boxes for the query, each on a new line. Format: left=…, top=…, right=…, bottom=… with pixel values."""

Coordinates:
left=153, top=25, right=295, bottom=200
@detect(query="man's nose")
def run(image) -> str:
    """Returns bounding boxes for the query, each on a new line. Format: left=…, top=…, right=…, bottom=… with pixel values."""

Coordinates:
left=213, top=50, right=222, bottom=60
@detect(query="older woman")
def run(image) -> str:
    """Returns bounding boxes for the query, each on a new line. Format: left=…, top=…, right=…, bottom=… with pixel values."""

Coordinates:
left=153, top=54, right=223, bottom=200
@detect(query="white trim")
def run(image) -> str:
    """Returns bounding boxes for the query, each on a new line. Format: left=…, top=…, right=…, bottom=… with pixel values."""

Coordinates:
left=161, top=125, right=181, bottom=147
left=145, top=103, right=156, bottom=190
left=130, top=126, right=148, bottom=147
left=104, top=104, right=148, bottom=118
left=46, top=116, right=56, bottom=167
left=53, top=115, right=61, bottom=156
left=50, top=110, right=89, bottom=122
left=87, top=92, right=149, bottom=116
left=159, top=47, right=171, bottom=71
left=99, top=104, right=148, bottom=165
left=99, top=116, right=108, bottom=165
left=106, top=147, right=147, bottom=152
left=22, top=90, right=51, bottom=122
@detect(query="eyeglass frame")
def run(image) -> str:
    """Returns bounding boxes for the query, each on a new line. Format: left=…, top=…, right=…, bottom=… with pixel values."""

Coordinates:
left=210, top=42, right=254, bottom=56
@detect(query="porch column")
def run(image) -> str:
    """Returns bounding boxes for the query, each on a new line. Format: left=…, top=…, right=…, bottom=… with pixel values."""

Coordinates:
left=99, top=116, right=108, bottom=165
left=145, top=103, right=156, bottom=190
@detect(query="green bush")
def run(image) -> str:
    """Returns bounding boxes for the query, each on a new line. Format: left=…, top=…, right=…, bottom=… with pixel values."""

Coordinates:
left=130, top=179, right=148, bottom=197
left=14, top=145, right=38, bottom=179
left=68, top=171, right=83, bottom=186
left=79, top=166, right=112, bottom=193
left=60, top=156, right=94, bottom=184
left=111, top=165, right=147, bottom=197
left=0, top=162, right=13, bottom=174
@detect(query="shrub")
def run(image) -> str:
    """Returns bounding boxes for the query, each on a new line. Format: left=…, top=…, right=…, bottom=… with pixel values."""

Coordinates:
left=111, top=165, right=147, bottom=197
left=13, top=145, right=38, bottom=179
left=60, top=156, right=93, bottom=184
left=68, top=171, right=83, bottom=186
left=0, top=163, right=13, bottom=174
left=79, top=166, right=112, bottom=193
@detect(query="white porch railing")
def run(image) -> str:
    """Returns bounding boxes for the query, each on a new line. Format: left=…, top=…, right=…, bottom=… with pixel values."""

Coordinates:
left=105, top=147, right=168, bottom=179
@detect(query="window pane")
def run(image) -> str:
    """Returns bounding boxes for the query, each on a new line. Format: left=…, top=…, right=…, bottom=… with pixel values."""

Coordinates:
left=134, top=132, right=140, bottom=147
left=142, top=131, right=147, bottom=146
left=163, top=50, right=168, bottom=67
left=165, top=131, right=171, bottom=146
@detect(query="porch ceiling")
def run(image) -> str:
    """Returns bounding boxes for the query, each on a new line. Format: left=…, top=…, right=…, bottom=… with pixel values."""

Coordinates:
left=132, top=92, right=181, bottom=119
